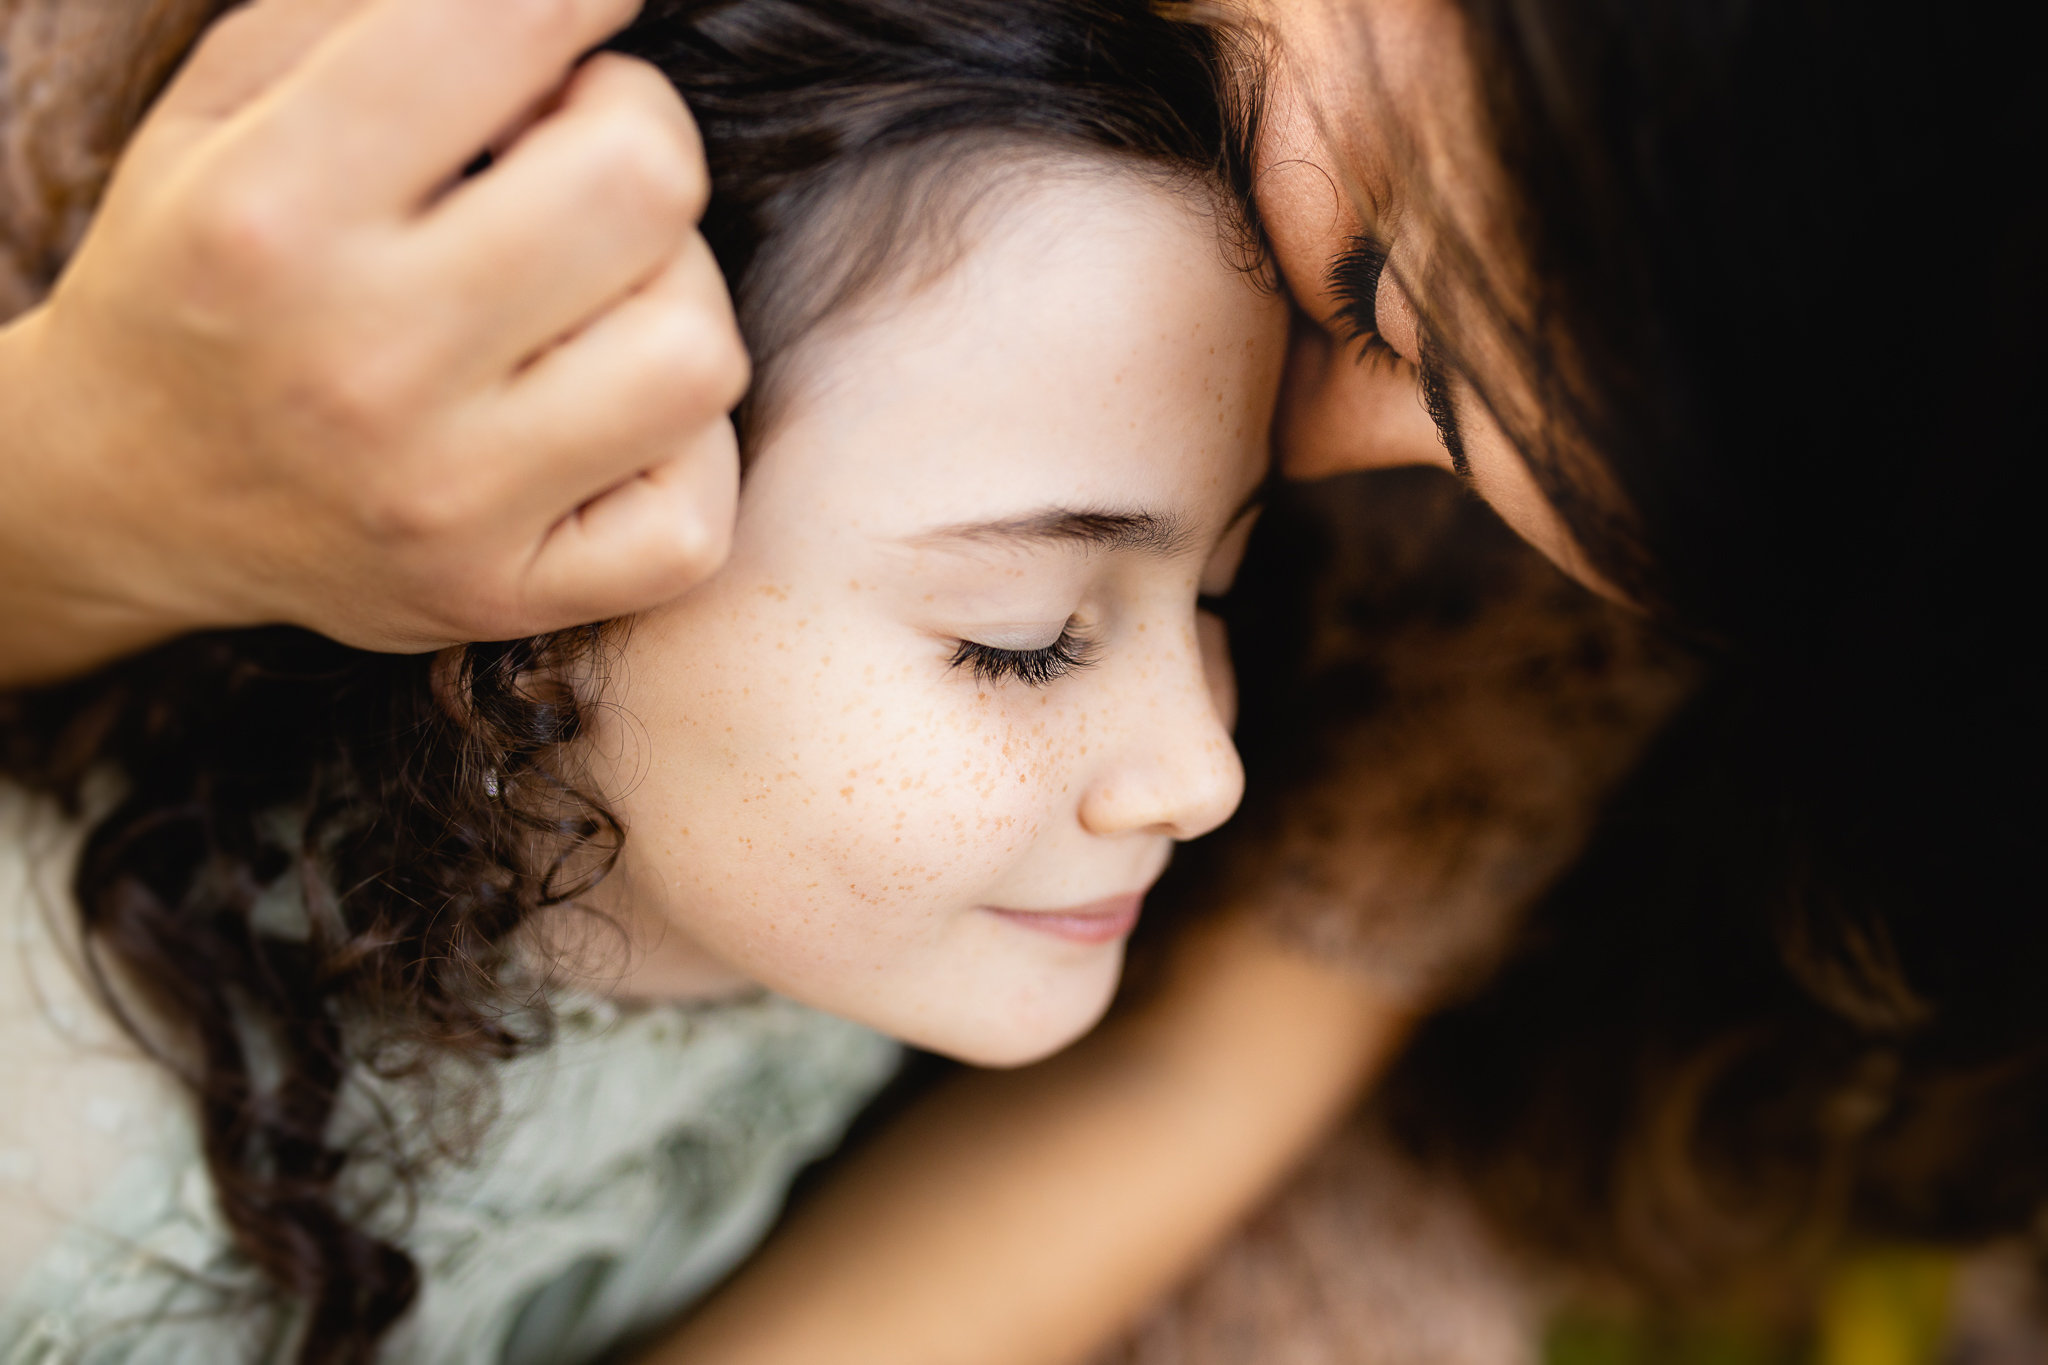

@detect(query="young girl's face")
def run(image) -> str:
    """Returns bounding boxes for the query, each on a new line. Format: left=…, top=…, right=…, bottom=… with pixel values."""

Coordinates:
left=585, top=169, right=1285, bottom=1065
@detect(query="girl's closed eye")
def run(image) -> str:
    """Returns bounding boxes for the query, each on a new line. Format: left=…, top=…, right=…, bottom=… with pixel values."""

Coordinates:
left=949, top=621, right=1101, bottom=687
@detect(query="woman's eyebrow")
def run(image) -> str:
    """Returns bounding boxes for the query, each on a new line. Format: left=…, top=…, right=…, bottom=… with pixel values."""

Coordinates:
left=908, top=508, right=1192, bottom=556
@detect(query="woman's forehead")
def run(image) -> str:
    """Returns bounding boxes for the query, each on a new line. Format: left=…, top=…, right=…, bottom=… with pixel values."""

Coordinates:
left=1252, top=0, right=1503, bottom=255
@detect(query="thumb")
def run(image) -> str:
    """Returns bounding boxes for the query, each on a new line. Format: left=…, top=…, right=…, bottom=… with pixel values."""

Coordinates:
left=150, top=0, right=374, bottom=124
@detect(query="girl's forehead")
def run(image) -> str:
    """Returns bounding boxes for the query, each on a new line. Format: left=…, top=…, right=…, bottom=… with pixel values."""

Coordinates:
left=744, top=172, right=1284, bottom=538
left=731, top=146, right=1251, bottom=449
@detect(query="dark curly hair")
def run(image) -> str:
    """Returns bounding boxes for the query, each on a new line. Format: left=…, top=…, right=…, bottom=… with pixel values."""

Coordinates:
left=0, top=2, right=1256, bottom=1358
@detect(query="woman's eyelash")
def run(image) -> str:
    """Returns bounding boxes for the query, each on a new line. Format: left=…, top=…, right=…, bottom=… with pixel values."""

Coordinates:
left=949, top=625, right=1099, bottom=688
left=1326, top=235, right=1401, bottom=365
left=1328, top=237, right=1469, bottom=473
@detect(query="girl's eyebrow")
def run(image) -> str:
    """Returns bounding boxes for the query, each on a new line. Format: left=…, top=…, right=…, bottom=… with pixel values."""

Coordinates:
left=909, top=508, right=1192, bottom=556
left=909, top=485, right=1268, bottom=559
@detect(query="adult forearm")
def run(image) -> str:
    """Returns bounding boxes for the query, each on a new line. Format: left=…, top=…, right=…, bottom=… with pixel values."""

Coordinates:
left=0, top=316, right=187, bottom=685
left=0, top=578, right=179, bottom=690
left=638, top=911, right=1408, bottom=1365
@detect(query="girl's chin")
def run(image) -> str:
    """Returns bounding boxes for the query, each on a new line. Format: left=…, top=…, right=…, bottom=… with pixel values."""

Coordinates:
left=901, top=960, right=1125, bottom=1069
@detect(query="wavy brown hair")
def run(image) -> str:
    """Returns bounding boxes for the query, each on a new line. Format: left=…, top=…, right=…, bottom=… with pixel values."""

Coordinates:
left=1364, top=0, right=2048, bottom=1308
left=0, top=2, right=1255, bottom=1359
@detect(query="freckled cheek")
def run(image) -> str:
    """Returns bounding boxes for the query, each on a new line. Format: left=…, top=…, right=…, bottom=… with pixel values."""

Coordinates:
left=939, top=690, right=1091, bottom=824
left=764, top=739, right=1051, bottom=954
left=809, top=686, right=1064, bottom=895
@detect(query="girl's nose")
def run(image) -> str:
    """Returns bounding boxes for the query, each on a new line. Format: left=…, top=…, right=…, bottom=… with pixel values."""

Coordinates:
left=1077, top=614, right=1245, bottom=842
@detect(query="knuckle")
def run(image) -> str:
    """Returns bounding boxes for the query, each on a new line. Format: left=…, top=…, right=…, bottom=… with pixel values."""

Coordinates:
left=354, top=462, right=486, bottom=544
left=664, top=500, right=735, bottom=583
left=308, top=343, right=431, bottom=438
left=183, top=182, right=305, bottom=289
left=644, top=306, right=718, bottom=374
left=636, top=312, right=750, bottom=421
left=593, top=54, right=706, bottom=174
left=706, top=327, right=752, bottom=408
left=348, top=437, right=487, bottom=544
left=587, top=108, right=698, bottom=225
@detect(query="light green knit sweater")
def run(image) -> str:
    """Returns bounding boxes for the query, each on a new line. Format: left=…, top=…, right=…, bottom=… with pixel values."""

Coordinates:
left=0, top=785, right=900, bottom=1364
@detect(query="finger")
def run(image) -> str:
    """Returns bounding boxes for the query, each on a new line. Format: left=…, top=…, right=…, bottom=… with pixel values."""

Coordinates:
left=151, top=0, right=373, bottom=123
left=522, top=424, right=741, bottom=624
left=417, top=54, right=706, bottom=376
left=475, top=237, right=749, bottom=517
left=234, top=0, right=645, bottom=214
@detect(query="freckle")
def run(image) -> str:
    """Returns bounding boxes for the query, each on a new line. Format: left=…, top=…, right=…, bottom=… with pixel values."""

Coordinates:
left=849, top=579, right=862, bottom=591
left=840, top=787, right=854, bottom=799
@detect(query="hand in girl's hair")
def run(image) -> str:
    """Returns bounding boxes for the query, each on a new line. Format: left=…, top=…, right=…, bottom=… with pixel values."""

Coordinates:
left=0, top=0, right=746, bottom=684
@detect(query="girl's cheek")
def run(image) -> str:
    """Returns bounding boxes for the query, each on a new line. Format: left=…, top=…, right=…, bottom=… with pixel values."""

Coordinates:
left=936, top=702, right=1058, bottom=825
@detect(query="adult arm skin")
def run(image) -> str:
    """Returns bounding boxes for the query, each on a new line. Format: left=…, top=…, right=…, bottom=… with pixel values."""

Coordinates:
left=0, top=0, right=746, bottom=687
left=639, top=909, right=1406, bottom=1365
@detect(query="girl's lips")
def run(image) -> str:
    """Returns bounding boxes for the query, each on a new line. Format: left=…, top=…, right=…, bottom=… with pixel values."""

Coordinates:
left=985, top=892, right=1144, bottom=945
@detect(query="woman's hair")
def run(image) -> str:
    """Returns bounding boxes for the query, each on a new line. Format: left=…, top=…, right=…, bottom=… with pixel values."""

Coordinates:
left=0, top=4, right=1254, bottom=1359
left=1369, top=0, right=2048, bottom=1301
left=0, top=0, right=229, bottom=314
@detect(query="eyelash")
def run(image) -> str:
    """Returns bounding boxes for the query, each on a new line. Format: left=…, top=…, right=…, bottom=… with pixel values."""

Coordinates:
left=1327, top=237, right=1472, bottom=479
left=1327, top=236, right=1402, bottom=367
left=949, top=623, right=1100, bottom=688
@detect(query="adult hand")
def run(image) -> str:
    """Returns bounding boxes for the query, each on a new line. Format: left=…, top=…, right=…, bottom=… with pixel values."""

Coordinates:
left=0, top=0, right=746, bottom=686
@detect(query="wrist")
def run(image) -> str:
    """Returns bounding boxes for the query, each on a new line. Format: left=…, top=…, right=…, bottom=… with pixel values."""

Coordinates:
left=0, top=308, right=216, bottom=684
